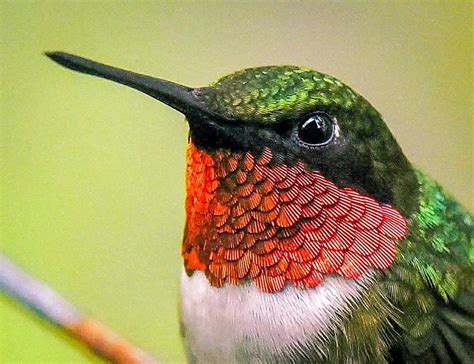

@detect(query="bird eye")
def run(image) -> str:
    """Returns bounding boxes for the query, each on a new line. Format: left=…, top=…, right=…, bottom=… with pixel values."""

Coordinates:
left=296, top=113, right=335, bottom=147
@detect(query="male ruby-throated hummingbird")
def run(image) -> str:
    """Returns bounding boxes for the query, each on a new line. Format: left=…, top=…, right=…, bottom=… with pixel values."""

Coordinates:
left=46, top=52, right=473, bottom=363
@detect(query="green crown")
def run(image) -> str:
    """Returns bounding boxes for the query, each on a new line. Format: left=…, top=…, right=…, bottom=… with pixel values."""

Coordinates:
left=199, top=66, right=361, bottom=124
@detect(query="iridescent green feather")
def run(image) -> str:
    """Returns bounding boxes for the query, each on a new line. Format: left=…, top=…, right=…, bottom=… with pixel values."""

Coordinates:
left=386, top=171, right=473, bottom=363
left=200, top=66, right=361, bottom=123
left=324, top=171, right=473, bottom=363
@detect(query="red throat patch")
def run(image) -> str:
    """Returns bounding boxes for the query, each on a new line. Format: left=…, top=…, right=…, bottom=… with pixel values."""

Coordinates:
left=183, top=143, right=408, bottom=293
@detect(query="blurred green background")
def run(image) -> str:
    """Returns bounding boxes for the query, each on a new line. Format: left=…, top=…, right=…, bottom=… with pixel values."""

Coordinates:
left=1, top=1, right=472, bottom=363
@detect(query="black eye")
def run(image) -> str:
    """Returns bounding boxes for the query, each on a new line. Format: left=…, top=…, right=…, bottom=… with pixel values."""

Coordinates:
left=296, top=113, right=335, bottom=147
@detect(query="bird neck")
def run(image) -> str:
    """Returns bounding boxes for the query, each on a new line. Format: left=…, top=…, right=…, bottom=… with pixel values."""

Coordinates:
left=182, top=142, right=408, bottom=292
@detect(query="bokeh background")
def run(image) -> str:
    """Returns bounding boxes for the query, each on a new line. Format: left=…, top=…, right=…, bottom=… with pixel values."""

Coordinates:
left=1, top=1, right=472, bottom=363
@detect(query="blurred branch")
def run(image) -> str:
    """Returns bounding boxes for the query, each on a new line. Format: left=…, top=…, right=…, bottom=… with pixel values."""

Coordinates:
left=0, top=253, right=159, bottom=363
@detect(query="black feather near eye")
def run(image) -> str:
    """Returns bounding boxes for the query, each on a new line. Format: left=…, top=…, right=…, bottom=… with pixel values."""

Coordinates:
left=296, top=112, right=335, bottom=147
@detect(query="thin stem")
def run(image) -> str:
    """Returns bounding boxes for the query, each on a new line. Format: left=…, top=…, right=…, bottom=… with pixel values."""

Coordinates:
left=0, top=253, right=159, bottom=363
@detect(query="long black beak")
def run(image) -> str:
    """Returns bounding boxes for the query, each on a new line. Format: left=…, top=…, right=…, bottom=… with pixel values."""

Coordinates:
left=45, top=52, right=209, bottom=117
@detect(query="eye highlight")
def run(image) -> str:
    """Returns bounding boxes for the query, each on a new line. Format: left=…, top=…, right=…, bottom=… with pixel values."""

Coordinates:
left=296, top=112, right=335, bottom=148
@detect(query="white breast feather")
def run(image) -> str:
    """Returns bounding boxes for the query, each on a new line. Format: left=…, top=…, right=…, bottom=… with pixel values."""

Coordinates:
left=180, top=270, right=374, bottom=363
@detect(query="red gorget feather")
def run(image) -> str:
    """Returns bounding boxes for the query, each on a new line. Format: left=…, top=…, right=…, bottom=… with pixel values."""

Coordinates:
left=183, top=143, right=407, bottom=293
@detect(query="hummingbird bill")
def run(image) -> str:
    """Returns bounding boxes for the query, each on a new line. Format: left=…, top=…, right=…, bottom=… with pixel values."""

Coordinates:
left=46, top=52, right=473, bottom=364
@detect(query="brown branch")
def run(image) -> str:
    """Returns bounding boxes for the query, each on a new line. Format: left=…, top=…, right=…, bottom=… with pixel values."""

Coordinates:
left=0, top=253, right=160, bottom=363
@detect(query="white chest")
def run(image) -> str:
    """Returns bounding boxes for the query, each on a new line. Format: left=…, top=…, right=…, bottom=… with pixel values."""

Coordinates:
left=180, top=270, right=373, bottom=363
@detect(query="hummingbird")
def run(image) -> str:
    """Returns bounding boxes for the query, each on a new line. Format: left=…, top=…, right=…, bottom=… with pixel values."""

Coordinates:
left=46, top=52, right=473, bottom=364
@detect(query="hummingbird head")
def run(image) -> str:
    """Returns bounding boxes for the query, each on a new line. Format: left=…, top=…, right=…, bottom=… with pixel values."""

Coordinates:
left=191, top=66, right=418, bottom=212
left=47, top=53, right=417, bottom=292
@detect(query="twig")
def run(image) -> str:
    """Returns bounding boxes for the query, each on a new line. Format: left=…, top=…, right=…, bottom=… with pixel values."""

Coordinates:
left=0, top=253, right=160, bottom=363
